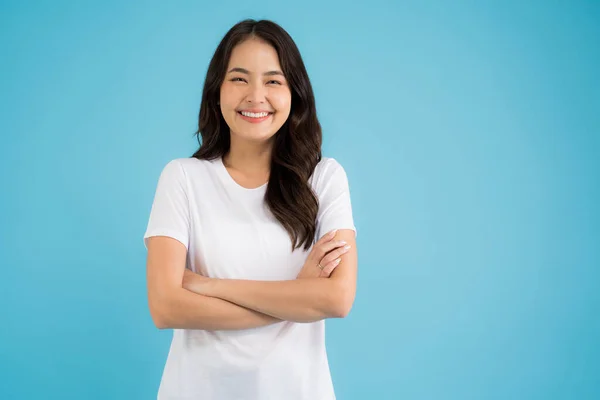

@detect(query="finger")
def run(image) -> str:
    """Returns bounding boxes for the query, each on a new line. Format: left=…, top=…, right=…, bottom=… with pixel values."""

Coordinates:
left=316, top=229, right=338, bottom=245
left=319, top=244, right=351, bottom=269
left=323, top=244, right=352, bottom=264
left=320, top=257, right=342, bottom=277
left=319, top=240, right=350, bottom=258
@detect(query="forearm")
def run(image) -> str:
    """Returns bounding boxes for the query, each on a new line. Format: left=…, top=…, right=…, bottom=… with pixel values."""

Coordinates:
left=204, top=278, right=347, bottom=323
left=154, top=287, right=282, bottom=330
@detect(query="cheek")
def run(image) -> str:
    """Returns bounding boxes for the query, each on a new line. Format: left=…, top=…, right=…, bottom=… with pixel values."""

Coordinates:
left=219, top=84, right=239, bottom=108
left=271, top=90, right=292, bottom=114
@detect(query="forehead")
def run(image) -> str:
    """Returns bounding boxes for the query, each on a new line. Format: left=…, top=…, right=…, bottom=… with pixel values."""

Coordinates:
left=227, top=38, right=282, bottom=70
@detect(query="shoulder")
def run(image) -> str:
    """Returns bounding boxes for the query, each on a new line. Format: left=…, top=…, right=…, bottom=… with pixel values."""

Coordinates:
left=314, top=156, right=343, bottom=176
left=167, top=157, right=211, bottom=170
left=159, top=157, right=213, bottom=179
left=310, top=156, right=350, bottom=193
left=315, top=157, right=342, bottom=174
left=314, top=156, right=349, bottom=178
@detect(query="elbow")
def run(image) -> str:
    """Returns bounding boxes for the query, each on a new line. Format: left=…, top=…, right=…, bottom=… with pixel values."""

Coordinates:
left=149, top=304, right=169, bottom=329
left=152, top=312, right=170, bottom=330
left=329, top=284, right=355, bottom=319
left=148, top=295, right=173, bottom=330
left=332, top=299, right=353, bottom=318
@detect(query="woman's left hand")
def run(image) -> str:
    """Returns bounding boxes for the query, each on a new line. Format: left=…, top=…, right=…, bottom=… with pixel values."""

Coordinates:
left=296, top=230, right=351, bottom=279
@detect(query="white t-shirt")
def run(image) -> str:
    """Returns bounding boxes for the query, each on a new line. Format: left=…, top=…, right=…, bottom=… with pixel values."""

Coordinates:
left=143, top=155, right=357, bottom=400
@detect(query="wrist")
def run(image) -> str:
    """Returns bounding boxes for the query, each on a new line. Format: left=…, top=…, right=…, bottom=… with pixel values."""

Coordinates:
left=184, top=271, right=220, bottom=297
left=202, top=276, right=221, bottom=297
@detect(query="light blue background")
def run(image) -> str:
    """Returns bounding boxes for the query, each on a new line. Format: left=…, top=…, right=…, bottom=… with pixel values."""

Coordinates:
left=1, top=0, right=598, bottom=399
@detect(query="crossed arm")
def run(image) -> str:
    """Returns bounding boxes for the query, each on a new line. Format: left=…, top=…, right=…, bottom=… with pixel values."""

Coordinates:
left=146, top=229, right=357, bottom=330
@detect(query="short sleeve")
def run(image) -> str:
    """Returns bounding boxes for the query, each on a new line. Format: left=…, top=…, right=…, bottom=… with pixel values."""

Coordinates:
left=143, top=159, right=190, bottom=250
left=314, top=159, right=357, bottom=242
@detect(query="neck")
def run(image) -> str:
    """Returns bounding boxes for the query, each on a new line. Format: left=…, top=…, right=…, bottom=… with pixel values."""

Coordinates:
left=223, top=136, right=273, bottom=174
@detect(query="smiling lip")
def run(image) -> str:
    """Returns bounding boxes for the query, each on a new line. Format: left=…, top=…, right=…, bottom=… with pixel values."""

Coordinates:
left=237, top=109, right=273, bottom=123
left=238, top=108, right=273, bottom=113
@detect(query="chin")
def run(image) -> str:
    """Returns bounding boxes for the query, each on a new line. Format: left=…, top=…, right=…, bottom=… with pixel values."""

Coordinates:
left=250, top=132, right=278, bottom=143
left=233, top=122, right=279, bottom=139
left=233, top=129, right=277, bottom=143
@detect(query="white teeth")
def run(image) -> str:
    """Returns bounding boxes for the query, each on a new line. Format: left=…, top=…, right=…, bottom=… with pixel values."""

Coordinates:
left=241, top=111, right=269, bottom=118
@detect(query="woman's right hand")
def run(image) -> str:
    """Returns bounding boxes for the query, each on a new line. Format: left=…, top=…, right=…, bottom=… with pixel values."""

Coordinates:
left=296, top=229, right=352, bottom=279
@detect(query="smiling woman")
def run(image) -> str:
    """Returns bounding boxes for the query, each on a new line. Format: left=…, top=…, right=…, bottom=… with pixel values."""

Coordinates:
left=220, top=41, right=291, bottom=139
left=143, top=19, right=358, bottom=400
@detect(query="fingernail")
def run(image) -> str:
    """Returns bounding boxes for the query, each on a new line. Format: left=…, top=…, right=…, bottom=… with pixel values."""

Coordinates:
left=330, top=229, right=338, bottom=237
left=334, top=258, right=341, bottom=264
left=343, top=245, right=351, bottom=250
left=338, top=240, right=347, bottom=246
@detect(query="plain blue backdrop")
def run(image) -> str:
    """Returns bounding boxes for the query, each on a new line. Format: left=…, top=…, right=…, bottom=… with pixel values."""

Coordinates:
left=1, top=0, right=598, bottom=399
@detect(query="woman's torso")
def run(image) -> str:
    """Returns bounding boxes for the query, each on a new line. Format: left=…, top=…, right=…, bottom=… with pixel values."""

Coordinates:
left=157, top=156, right=336, bottom=400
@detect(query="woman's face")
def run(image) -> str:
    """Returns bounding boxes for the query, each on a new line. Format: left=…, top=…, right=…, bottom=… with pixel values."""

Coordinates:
left=219, top=38, right=292, bottom=144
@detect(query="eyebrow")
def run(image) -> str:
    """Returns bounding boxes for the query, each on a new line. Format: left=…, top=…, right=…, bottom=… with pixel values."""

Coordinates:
left=227, top=67, right=285, bottom=77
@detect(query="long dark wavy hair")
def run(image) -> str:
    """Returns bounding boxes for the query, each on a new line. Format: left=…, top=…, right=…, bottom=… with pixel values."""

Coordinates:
left=191, top=19, right=322, bottom=251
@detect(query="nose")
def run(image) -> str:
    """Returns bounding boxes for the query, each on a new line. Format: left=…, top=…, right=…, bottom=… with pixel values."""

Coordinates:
left=245, top=81, right=267, bottom=104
